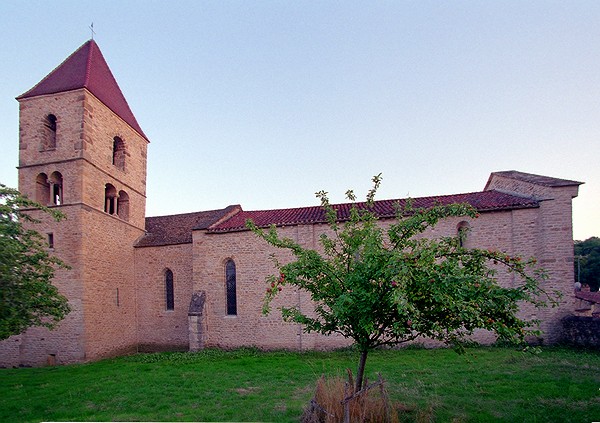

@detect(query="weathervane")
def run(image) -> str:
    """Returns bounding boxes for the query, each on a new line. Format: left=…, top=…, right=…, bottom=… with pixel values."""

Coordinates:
left=89, top=22, right=96, bottom=40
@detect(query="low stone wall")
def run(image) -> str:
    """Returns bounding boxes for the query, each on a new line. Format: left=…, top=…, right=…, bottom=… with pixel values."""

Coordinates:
left=561, top=316, right=600, bottom=348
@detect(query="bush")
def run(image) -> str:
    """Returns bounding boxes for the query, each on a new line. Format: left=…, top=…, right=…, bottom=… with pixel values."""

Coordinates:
left=301, top=370, right=409, bottom=423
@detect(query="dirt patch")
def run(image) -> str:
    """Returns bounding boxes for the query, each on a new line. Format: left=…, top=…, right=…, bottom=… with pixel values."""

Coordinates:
left=233, top=386, right=261, bottom=396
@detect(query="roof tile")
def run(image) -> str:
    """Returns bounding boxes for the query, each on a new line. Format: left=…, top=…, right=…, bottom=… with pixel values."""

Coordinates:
left=208, top=190, right=539, bottom=233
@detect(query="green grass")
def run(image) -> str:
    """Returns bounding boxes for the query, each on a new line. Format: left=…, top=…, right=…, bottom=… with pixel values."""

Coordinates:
left=1, top=346, right=599, bottom=422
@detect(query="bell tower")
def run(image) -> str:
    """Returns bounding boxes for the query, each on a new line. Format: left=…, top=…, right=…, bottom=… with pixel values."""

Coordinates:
left=9, top=40, right=149, bottom=365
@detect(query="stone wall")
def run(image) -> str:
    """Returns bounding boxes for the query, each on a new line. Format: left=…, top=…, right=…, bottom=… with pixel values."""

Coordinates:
left=79, top=207, right=143, bottom=361
left=135, top=243, right=194, bottom=352
left=80, top=91, right=148, bottom=230
left=18, top=91, right=86, bottom=167
left=190, top=184, right=577, bottom=351
left=486, top=173, right=580, bottom=342
left=0, top=206, right=86, bottom=367
left=193, top=225, right=351, bottom=350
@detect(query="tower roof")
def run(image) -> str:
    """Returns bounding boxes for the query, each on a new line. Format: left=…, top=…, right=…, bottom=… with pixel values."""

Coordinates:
left=17, top=40, right=148, bottom=141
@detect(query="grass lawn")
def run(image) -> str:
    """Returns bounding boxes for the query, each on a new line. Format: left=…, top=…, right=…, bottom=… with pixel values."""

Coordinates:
left=1, top=346, right=599, bottom=422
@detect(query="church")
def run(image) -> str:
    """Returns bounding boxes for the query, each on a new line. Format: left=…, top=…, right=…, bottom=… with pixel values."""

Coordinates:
left=0, top=40, right=582, bottom=367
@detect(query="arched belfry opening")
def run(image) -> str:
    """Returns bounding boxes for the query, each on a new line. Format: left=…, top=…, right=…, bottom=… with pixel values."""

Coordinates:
left=35, top=173, right=50, bottom=204
left=117, top=190, right=129, bottom=221
left=42, top=114, right=57, bottom=150
left=49, top=171, right=63, bottom=205
left=112, top=137, right=125, bottom=170
left=104, top=184, right=117, bottom=215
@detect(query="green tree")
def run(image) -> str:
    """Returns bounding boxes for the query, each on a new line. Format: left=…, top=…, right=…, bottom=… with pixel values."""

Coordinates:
left=247, top=175, right=554, bottom=392
left=0, top=184, right=70, bottom=340
left=575, top=237, right=600, bottom=291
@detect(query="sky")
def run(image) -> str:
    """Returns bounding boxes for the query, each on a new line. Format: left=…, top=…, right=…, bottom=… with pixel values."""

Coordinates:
left=0, top=1, right=598, bottom=240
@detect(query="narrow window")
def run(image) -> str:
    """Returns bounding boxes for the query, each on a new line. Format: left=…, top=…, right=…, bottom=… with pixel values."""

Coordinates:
left=225, top=259, right=237, bottom=315
left=49, top=171, right=63, bottom=205
left=165, top=269, right=174, bottom=311
left=43, top=114, right=57, bottom=150
left=47, top=233, right=54, bottom=249
left=104, top=184, right=117, bottom=215
left=457, top=221, right=471, bottom=248
left=112, top=137, right=125, bottom=170
left=117, top=190, right=129, bottom=221
left=35, top=173, right=50, bottom=204
left=116, top=288, right=120, bottom=307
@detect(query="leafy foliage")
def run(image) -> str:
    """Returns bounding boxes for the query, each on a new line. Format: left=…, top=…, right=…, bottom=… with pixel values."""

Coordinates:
left=574, top=236, right=600, bottom=291
left=0, top=184, right=70, bottom=340
left=247, top=175, right=555, bottom=391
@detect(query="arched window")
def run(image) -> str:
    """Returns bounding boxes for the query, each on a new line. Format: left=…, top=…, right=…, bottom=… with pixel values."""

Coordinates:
left=49, top=171, right=63, bottom=205
left=457, top=221, right=471, bottom=248
left=117, top=190, right=129, bottom=221
left=104, top=184, right=117, bottom=215
left=112, top=137, right=125, bottom=170
left=35, top=173, right=50, bottom=204
left=42, top=114, right=57, bottom=150
left=165, top=269, right=174, bottom=311
left=225, top=259, right=237, bottom=316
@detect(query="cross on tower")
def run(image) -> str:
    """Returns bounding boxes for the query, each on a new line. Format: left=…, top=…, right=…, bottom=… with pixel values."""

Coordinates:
left=89, top=22, right=96, bottom=40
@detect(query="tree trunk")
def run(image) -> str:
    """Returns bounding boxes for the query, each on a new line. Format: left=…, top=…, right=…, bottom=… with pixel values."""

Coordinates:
left=355, top=349, right=369, bottom=392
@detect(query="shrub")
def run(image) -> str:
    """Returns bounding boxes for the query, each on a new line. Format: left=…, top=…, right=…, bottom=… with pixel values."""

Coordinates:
left=301, top=370, right=409, bottom=423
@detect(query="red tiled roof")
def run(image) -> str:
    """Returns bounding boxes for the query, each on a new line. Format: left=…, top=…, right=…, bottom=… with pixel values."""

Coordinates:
left=207, top=189, right=539, bottom=233
left=17, top=40, right=148, bottom=141
left=135, top=206, right=240, bottom=247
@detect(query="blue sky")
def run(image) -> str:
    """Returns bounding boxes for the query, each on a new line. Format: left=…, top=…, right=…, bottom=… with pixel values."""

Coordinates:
left=0, top=1, right=598, bottom=240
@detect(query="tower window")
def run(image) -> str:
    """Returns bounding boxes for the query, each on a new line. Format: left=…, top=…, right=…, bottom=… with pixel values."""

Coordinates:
left=42, top=114, right=57, bottom=150
left=117, top=190, right=129, bottom=221
left=457, top=221, right=471, bottom=248
left=49, top=171, right=63, bottom=205
left=165, top=269, right=174, bottom=311
left=35, top=173, right=50, bottom=204
left=47, top=233, right=54, bottom=249
left=225, top=259, right=237, bottom=316
left=112, top=137, right=125, bottom=171
left=104, top=184, right=117, bottom=215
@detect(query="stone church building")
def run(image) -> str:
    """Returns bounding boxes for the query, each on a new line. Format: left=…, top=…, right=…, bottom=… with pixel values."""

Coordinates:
left=0, top=40, right=582, bottom=367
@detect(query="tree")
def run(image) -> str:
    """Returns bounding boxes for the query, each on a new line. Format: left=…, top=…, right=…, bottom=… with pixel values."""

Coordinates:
left=0, top=184, right=70, bottom=340
left=247, top=175, right=554, bottom=393
left=574, top=237, right=600, bottom=291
